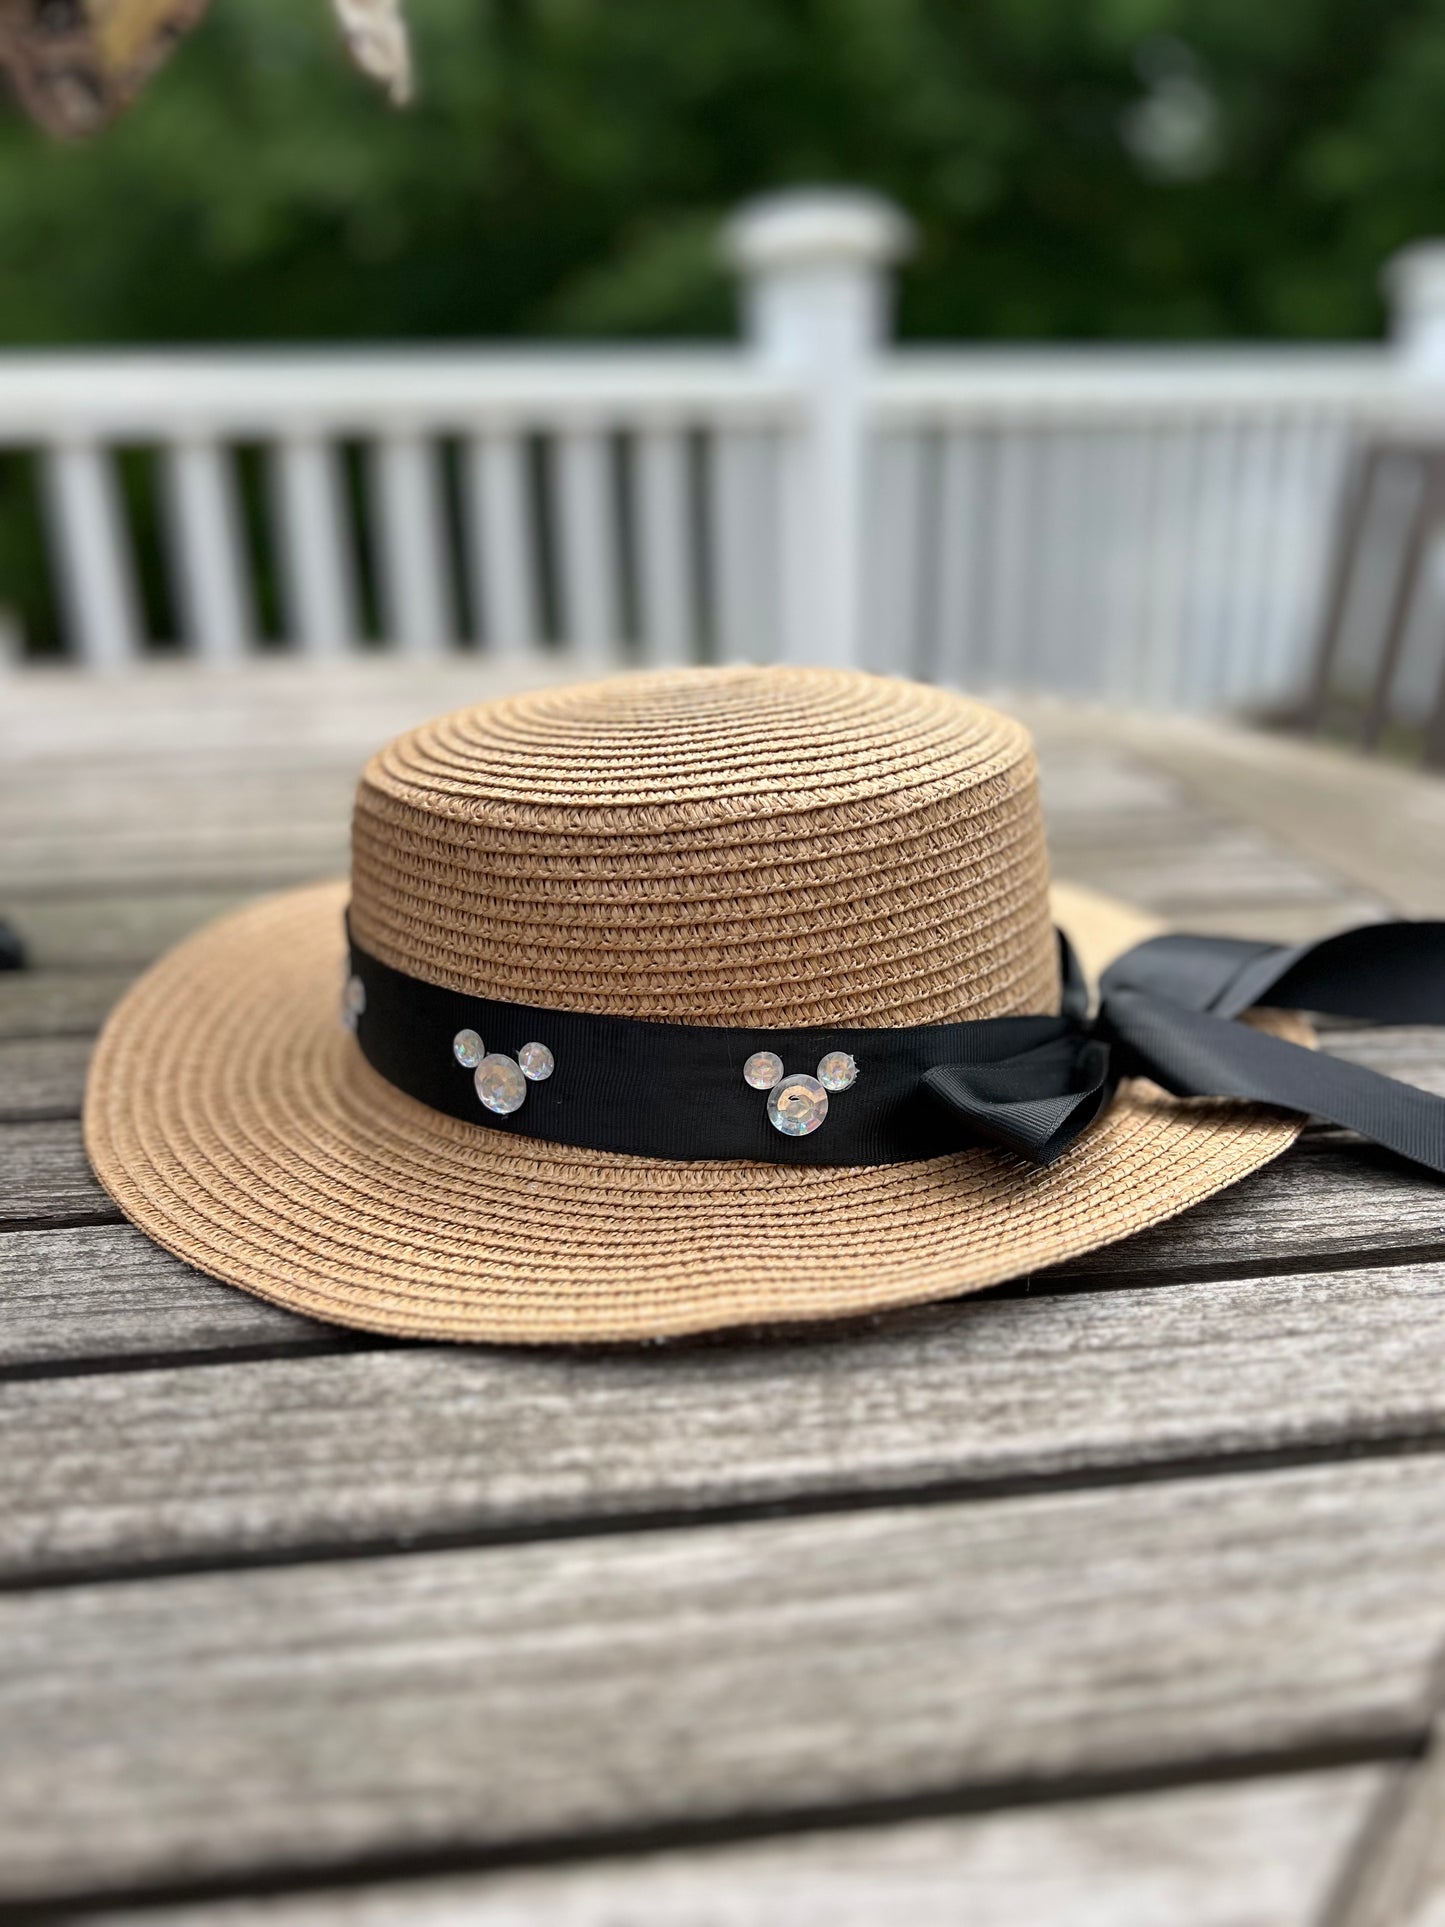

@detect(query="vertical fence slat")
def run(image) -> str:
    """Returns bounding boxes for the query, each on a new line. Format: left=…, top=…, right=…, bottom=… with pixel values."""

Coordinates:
left=1177, top=419, right=1240, bottom=711
left=42, top=442, right=143, bottom=666
left=709, top=429, right=778, bottom=665
left=162, top=439, right=254, bottom=662
left=1221, top=420, right=1285, bottom=709
left=1034, top=428, right=1087, bottom=695
left=1101, top=428, right=1158, bottom=705
left=984, top=427, right=1036, bottom=689
left=1254, top=413, right=1343, bottom=711
left=633, top=426, right=694, bottom=665
left=271, top=436, right=359, bottom=657
left=556, top=428, right=620, bottom=660
left=370, top=433, right=455, bottom=656
left=864, top=429, right=926, bottom=676
left=1140, top=425, right=1200, bottom=708
left=932, top=429, right=985, bottom=688
left=463, top=431, right=539, bottom=654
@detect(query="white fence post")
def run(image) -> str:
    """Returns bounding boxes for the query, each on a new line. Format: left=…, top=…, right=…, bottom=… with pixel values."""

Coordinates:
left=1385, top=242, right=1445, bottom=376
left=724, top=190, right=912, bottom=667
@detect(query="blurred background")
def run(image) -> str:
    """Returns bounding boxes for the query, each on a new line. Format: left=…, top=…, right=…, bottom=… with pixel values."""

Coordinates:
left=4, top=0, right=1445, bottom=757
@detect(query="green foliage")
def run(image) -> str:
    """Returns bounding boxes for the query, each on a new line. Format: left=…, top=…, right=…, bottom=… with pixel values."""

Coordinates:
left=0, top=0, right=1440, bottom=349
left=2, top=0, right=1440, bottom=652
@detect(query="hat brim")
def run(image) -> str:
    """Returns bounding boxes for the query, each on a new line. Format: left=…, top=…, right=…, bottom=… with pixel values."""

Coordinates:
left=84, top=880, right=1308, bottom=1344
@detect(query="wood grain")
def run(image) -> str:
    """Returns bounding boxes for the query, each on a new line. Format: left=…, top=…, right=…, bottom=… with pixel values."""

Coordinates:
left=5, top=889, right=255, bottom=970
left=0, top=1224, right=322, bottom=1367
left=0, top=1457, right=1441, bottom=1901
left=0, top=1119, right=121, bottom=1227
left=80, top=1769, right=1389, bottom=1927
left=6, top=1257, right=1445, bottom=1580
left=0, top=1034, right=93, bottom=1120
left=1098, top=709, right=1445, bottom=921
left=3, top=667, right=1443, bottom=1919
left=0, top=968, right=133, bottom=1042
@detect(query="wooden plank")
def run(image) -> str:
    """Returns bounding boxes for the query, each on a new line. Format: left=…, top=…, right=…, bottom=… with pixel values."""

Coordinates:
left=0, top=660, right=569, bottom=766
left=9, top=1255, right=1445, bottom=1580
left=1336, top=1738, right=1445, bottom=1927
left=79, top=1769, right=1389, bottom=1927
left=0, top=830, right=346, bottom=895
left=0, top=1035, right=92, bottom=1120
left=0, top=969, right=131, bottom=1042
left=0, top=1120, right=121, bottom=1227
left=0, top=1457, right=1441, bottom=1901
left=1046, top=819, right=1374, bottom=917
left=0, top=1225, right=323, bottom=1368
left=1110, top=715, right=1445, bottom=921
left=1052, top=1133, right=1445, bottom=1281
left=6, top=889, right=253, bottom=969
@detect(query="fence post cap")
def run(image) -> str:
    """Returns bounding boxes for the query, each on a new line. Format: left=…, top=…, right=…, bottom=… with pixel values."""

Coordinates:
left=722, top=189, right=914, bottom=273
left=1383, top=241, right=1445, bottom=317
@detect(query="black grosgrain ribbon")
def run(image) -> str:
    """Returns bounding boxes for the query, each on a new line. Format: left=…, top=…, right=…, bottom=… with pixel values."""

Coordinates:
left=345, top=918, right=1445, bottom=1174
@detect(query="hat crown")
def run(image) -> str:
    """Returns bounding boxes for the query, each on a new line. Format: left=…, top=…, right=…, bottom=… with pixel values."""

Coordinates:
left=349, top=666, right=1058, bottom=1026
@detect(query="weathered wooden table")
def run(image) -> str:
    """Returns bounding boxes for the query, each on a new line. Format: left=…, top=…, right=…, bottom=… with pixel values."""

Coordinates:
left=4, top=663, right=1445, bottom=1926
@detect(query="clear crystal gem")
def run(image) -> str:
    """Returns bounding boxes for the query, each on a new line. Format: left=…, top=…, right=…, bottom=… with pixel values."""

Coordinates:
left=817, top=1050, right=857, bottom=1092
left=743, top=1050, right=784, bottom=1090
left=475, top=1052, right=527, bottom=1116
left=452, top=1028, right=484, bottom=1068
left=341, top=975, right=366, bottom=1030
left=768, top=1074, right=829, bottom=1136
left=518, top=1041, right=554, bottom=1081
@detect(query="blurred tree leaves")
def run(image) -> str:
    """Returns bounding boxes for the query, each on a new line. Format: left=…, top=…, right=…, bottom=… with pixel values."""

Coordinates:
left=0, top=0, right=1440, bottom=351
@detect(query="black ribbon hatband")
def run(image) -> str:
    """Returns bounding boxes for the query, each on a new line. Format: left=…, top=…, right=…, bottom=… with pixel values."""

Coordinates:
left=346, top=919, right=1445, bottom=1175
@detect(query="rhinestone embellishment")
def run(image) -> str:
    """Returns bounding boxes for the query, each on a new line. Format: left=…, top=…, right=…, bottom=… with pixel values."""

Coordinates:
left=746, top=1044, right=860, bottom=1136
left=341, top=974, right=366, bottom=1030
left=743, top=1050, right=784, bottom=1090
left=452, top=1028, right=484, bottom=1068
left=518, top=1041, right=554, bottom=1081
left=768, top=1074, right=829, bottom=1137
left=475, top=1053, right=527, bottom=1116
left=817, top=1050, right=857, bottom=1092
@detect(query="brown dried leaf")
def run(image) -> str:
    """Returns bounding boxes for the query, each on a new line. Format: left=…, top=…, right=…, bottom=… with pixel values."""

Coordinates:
left=0, top=0, right=208, bottom=138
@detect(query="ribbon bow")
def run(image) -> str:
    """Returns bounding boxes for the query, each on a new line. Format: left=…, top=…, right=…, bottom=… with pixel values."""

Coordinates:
left=925, top=921, right=1445, bottom=1173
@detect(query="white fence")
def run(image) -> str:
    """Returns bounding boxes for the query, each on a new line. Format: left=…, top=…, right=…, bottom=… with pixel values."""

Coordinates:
left=6, top=190, right=1445, bottom=710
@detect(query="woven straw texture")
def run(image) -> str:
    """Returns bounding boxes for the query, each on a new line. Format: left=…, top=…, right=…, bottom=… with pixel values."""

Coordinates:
left=85, top=668, right=1307, bottom=1343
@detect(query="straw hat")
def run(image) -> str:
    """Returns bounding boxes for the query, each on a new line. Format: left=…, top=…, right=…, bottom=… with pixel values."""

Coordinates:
left=84, top=666, right=1307, bottom=1343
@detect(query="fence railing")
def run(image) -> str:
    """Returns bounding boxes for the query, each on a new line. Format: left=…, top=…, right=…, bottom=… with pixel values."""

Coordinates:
left=6, top=190, right=1445, bottom=711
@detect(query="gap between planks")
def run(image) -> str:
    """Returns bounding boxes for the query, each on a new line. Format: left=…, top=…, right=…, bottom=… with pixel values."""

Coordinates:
left=7, top=1253, right=1445, bottom=1591
left=2, top=1455, right=1445, bottom=1904
left=13, top=1763, right=1405, bottom=1927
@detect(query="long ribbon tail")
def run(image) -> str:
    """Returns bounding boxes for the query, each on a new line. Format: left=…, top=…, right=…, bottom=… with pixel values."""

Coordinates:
left=1102, top=987, right=1445, bottom=1177
left=1101, top=921, right=1445, bottom=1023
